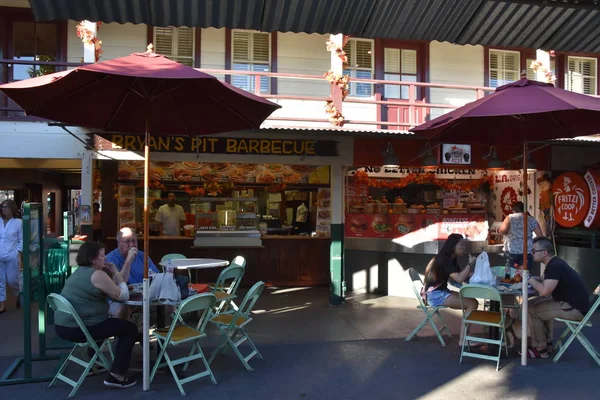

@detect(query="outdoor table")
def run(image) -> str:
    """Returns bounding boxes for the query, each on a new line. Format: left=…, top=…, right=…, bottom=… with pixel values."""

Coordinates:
left=159, top=258, right=230, bottom=269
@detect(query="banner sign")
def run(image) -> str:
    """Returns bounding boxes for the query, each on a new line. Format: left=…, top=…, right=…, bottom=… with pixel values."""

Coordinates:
left=349, top=166, right=487, bottom=179
left=552, top=172, right=590, bottom=228
left=101, top=134, right=339, bottom=157
left=583, top=170, right=600, bottom=230
left=441, top=143, right=472, bottom=165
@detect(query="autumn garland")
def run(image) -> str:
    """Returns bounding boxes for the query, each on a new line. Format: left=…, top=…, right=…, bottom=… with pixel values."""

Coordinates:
left=76, top=21, right=103, bottom=62
left=354, top=170, right=494, bottom=191
left=529, top=50, right=556, bottom=83
left=324, top=36, right=350, bottom=127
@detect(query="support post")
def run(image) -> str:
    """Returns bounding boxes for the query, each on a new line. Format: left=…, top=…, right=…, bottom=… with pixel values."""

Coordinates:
left=329, top=34, right=344, bottom=113
left=80, top=150, right=94, bottom=237
left=330, top=164, right=345, bottom=305
left=535, top=49, right=550, bottom=82
left=82, top=21, right=97, bottom=63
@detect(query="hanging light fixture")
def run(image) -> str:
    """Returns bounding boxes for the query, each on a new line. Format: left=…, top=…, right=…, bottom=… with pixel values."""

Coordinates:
left=381, top=142, right=399, bottom=168
left=421, top=145, right=438, bottom=170
left=487, top=146, right=504, bottom=171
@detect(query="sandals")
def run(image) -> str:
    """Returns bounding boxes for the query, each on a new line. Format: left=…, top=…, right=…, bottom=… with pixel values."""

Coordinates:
left=518, top=346, right=550, bottom=359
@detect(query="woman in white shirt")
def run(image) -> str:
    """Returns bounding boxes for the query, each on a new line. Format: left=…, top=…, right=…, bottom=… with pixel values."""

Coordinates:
left=0, top=200, right=23, bottom=313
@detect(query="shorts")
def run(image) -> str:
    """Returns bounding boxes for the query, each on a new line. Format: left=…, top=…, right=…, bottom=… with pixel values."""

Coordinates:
left=427, top=289, right=452, bottom=307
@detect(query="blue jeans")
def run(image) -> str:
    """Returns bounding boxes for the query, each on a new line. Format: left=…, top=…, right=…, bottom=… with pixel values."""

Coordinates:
left=427, top=289, right=452, bottom=307
left=509, top=253, right=533, bottom=268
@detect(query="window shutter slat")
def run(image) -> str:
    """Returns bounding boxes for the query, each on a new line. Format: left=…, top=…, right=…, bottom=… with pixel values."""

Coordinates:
left=401, top=49, right=417, bottom=74
left=384, top=48, right=400, bottom=73
left=343, top=42, right=352, bottom=67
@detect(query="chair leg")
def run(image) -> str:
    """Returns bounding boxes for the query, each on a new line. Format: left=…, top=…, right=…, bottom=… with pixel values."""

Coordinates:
left=434, top=310, right=452, bottom=338
left=163, top=350, right=186, bottom=396
left=240, top=327, right=263, bottom=361
left=426, top=311, right=447, bottom=347
left=405, top=316, right=429, bottom=342
left=574, top=332, right=600, bottom=366
left=194, top=341, right=217, bottom=384
left=49, top=346, right=78, bottom=388
left=553, top=322, right=579, bottom=363
left=150, top=338, right=168, bottom=382
left=496, top=330, right=504, bottom=371
left=459, top=322, right=467, bottom=365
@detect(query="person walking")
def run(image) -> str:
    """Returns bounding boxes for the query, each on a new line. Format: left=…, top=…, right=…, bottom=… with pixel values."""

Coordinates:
left=0, top=199, right=23, bottom=313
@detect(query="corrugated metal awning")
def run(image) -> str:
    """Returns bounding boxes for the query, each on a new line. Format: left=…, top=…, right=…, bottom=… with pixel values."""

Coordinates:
left=28, top=0, right=600, bottom=53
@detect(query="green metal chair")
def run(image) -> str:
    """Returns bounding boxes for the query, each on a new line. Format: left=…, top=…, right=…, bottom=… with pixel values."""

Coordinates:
left=459, top=284, right=509, bottom=371
left=151, top=293, right=218, bottom=396
left=404, top=268, right=451, bottom=347
left=208, top=281, right=265, bottom=371
left=553, top=292, right=600, bottom=366
left=212, top=258, right=246, bottom=313
left=160, top=253, right=187, bottom=264
left=46, top=294, right=114, bottom=398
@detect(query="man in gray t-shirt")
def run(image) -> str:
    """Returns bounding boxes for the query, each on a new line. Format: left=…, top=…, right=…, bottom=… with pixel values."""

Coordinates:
left=154, top=192, right=186, bottom=236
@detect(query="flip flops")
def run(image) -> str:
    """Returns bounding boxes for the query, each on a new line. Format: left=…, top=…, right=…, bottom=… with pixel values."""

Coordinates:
left=518, top=346, right=550, bottom=359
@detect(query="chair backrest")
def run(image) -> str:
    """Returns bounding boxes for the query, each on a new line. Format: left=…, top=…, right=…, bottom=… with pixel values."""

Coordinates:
left=459, top=284, right=503, bottom=305
left=214, top=265, right=245, bottom=295
left=407, top=268, right=427, bottom=307
left=230, top=255, right=246, bottom=269
left=47, top=293, right=98, bottom=348
left=231, top=281, right=265, bottom=322
left=490, top=266, right=517, bottom=278
left=173, top=293, right=217, bottom=333
left=580, top=293, right=600, bottom=325
left=161, top=253, right=187, bottom=264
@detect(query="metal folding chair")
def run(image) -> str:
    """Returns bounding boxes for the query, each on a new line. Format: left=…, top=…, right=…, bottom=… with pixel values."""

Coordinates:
left=151, top=293, right=217, bottom=396
left=212, top=257, right=246, bottom=313
left=46, top=294, right=114, bottom=398
left=553, top=292, right=600, bottom=366
left=459, top=284, right=509, bottom=371
left=160, top=253, right=187, bottom=264
left=209, top=281, right=264, bottom=371
left=404, top=268, right=451, bottom=347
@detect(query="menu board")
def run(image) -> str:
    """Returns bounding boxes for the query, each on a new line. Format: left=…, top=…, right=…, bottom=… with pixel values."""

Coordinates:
left=117, top=161, right=330, bottom=185
left=315, top=188, right=331, bottom=237
left=118, top=185, right=136, bottom=229
left=22, top=203, right=43, bottom=302
left=345, top=213, right=487, bottom=241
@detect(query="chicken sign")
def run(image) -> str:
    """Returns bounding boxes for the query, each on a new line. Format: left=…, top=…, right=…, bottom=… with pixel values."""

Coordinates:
left=551, top=172, right=591, bottom=228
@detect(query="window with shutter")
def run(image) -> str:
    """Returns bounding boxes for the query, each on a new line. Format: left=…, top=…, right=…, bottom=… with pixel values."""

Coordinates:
left=343, top=39, right=374, bottom=97
left=489, top=50, right=519, bottom=88
left=526, top=58, right=556, bottom=82
left=232, top=30, right=271, bottom=94
left=383, top=48, right=418, bottom=99
left=566, top=56, right=597, bottom=95
left=154, top=27, right=195, bottom=66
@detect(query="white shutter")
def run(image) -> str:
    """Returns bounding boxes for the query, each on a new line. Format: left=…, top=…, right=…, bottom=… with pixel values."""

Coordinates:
left=355, top=40, right=372, bottom=69
left=252, top=33, right=270, bottom=63
left=489, top=50, right=519, bottom=87
left=343, top=42, right=352, bottom=66
left=176, top=27, right=193, bottom=58
left=401, top=49, right=417, bottom=74
left=567, top=57, right=597, bottom=95
left=233, top=31, right=250, bottom=61
left=384, top=48, right=400, bottom=99
left=155, top=27, right=174, bottom=56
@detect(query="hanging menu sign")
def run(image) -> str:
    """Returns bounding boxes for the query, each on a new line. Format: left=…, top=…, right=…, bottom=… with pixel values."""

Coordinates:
left=99, top=134, right=339, bottom=157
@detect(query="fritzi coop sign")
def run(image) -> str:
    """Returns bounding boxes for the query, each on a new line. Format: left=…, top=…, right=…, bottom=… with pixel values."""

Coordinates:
left=103, top=134, right=339, bottom=157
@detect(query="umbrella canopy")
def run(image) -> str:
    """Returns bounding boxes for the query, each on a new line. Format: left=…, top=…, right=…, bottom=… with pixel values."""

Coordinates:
left=411, top=77, right=600, bottom=368
left=0, top=49, right=280, bottom=391
left=0, top=51, right=280, bottom=135
left=412, top=78, right=600, bottom=144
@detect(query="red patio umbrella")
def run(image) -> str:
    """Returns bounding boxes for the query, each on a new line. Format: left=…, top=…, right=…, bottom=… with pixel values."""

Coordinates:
left=411, top=74, right=600, bottom=366
left=0, top=48, right=280, bottom=389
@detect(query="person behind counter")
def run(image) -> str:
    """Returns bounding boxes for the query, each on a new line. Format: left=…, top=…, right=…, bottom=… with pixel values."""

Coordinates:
left=424, top=233, right=478, bottom=347
left=499, top=201, right=542, bottom=268
left=53, top=242, right=138, bottom=389
left=154, top=192, right=186, bottom=236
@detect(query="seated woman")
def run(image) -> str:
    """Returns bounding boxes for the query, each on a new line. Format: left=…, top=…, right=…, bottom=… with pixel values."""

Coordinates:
left=424, top=233, right=479, bottom=347
left=53, top=242, right=138, bottom=389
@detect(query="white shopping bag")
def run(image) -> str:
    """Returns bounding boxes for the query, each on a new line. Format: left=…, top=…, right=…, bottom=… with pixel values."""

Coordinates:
left=148, top=272, right=181, bottom=305
left=469, top=252, right=496, bottom=286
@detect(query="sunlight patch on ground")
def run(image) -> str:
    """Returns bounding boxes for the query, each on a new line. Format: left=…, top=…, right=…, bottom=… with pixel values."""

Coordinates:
left=269, top=287, right=312, bottom=295
left=253, top=303, right=312, bottom=315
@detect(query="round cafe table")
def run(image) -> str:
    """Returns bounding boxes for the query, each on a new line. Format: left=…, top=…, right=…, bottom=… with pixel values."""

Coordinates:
left=159, top=258, right=229, bottom=269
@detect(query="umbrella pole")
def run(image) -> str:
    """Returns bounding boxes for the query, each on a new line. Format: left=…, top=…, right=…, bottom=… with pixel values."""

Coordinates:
left=142, top=121, right=150, bottom=390
left=521, top=140, right=529, bottom=367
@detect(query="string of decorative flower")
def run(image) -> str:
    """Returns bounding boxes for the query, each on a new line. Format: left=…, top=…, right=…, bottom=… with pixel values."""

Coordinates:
left=325, top=37, right=349, bottom=64
left=529, top=50, right=556, bottom=83
left=354, top=170, right=494, bottom=191
left=324, top=71, right=350, bottom=100
left=76, top=21, right=103, bottom=62
left=324, top=101, right=345, bottom=127
left=92, top=168, right=102, bottom=201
